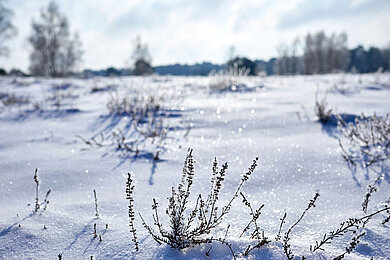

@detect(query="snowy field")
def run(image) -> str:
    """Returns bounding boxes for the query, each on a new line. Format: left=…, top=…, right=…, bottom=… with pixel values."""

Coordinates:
left=0, top=73, right=390, bottom=259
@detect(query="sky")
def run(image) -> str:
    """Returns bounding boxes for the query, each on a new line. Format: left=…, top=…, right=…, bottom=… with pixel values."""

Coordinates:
left=1, top=0, right=390, bottom=72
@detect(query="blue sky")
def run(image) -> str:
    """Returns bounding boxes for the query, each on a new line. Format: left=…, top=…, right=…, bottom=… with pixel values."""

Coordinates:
left=2, top=0, right=390, bottom=71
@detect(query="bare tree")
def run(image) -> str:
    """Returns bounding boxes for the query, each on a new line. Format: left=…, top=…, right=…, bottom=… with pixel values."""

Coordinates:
left=130, top=36, right=153, bottom=75
left=304, top=31, right=349, bottom=74
left=276, top=43, right=290, bottom=75
left=0, top=0, right=17, bottom=56
left=304, top=33, right=315, bottom=74
left=334, top=32, right=349, bottom=71
left=291, top=37, right=300, bottom=74
left=314, top=31, right=326, bottom=74
left=29, top=1, right=82, bottom=77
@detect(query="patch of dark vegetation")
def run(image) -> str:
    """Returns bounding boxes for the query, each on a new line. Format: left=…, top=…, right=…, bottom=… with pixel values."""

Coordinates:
left=314, top=93, right=332, bottom=124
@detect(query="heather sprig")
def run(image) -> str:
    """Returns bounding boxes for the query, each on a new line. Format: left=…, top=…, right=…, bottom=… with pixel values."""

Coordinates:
left=310, top=205, right=390, bottom=253
left=239, top=192, right=270, bottom=257
left=32, top=168, right=51, bottom=213
left=34, top=169, right=40, bottom=212
left=126, top=172, right=139, bottom=251
left=93, top=189, right=99, bottom=218
left=283, top=193, right=320, bottom=260
left=362, top=175, right=382, bottom=213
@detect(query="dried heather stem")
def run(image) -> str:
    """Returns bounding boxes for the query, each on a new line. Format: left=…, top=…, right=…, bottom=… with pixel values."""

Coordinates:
left=276, top=212, right=287, bottom=241
left=43, top=189, right=51, bottom=211
left=93, top=189, right=99, bottom=218
left=311, top=205, right=390, bottom=252
left=362, top=175, right=382, bottom=213
left=93, top=223, right=97, bottom=238
left=283, top=193, right=320, bottom=260
left=34, top=168, right=40, bottom=212
left=126, top=173, right=139, bottom=251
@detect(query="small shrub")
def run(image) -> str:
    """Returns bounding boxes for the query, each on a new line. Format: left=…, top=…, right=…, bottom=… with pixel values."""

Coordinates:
left=328, top=83, right=357, bottom=95
left=208, top=63, right=249, bottom=92
left=107, top=92, right=162, bottom=122
left=139, top=149, right=258, bottom=251
left=106, top=92, right=170, bottom=158
left=338, top=113, right=390, bottom=167
left=314, top=93, right=332, bottom=123
left=0, top=92, right=30, bottom=107
left=45, top=90, right=78, bottom=111
left=76, top=91, right=178, bottom=160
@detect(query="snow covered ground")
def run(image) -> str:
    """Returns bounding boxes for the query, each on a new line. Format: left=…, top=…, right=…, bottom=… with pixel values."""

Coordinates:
left=0, top=73, right=389, bottom=259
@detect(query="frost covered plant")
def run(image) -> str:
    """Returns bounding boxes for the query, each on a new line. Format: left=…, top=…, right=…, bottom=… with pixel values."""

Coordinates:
left=32, top=169, right=51, bottom=213
left=239, top=192, right=271, bottom=256
left=208, top=63, right=249, bottom=92
left=126, top=173, right=139, bottom=251
left=42, top=189, right=51, bottom=211
left=106, top=92, right=170, bottom=159
left=93, top=223, right=97, bottom=238
left=329, top=83, right=357, bottom=95
left=362, top=175, right=382, bottom=213
left=34, top=169, right=40, bottom=212
left=307, top=177, right=390, bottom=258
left=237, top=193, right=322, bottom=259
left=93, top=189, right=99, bottom=218
left=112, top=130, right=139, bottom=154
left=139, top=149, right=259, bottom=252
left=133, top=116, right=169, bottom=160
left=314, top=93, right=332, bottom=123
left=76, top=126, right=164, bottom=160
left=126, top=149, right=390, bottom=258
left=310, top=205, right=390, bottom=254
left=44, top=90, right=78, bottom=111
left=107, top=92, right=162, bottom=123
left=338, top=113, right=390, bottom=167
left=0, top=92, right=30, bottom=107
left=282, top=193, right=320, bottom=260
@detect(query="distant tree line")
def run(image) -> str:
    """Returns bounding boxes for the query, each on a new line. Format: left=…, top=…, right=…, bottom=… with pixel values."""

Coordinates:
left=1, top=0, right=389, bottom=77
left=271, top=31, right=390, bottom=75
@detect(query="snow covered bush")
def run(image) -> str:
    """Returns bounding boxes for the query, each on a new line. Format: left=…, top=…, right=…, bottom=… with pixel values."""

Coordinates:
left=138, top=149, right=258, bottom=254
left=338, top=113, right=390, bottom=167
left=107, top=92, right=162, bottom=123
left=74, top=92, right=172, bottom=160
left=208, top=63, right=249, bottom=92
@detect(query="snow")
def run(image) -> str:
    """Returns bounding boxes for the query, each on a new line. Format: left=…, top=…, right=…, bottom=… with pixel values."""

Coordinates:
left=0, top=73, right=390, bottom=259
